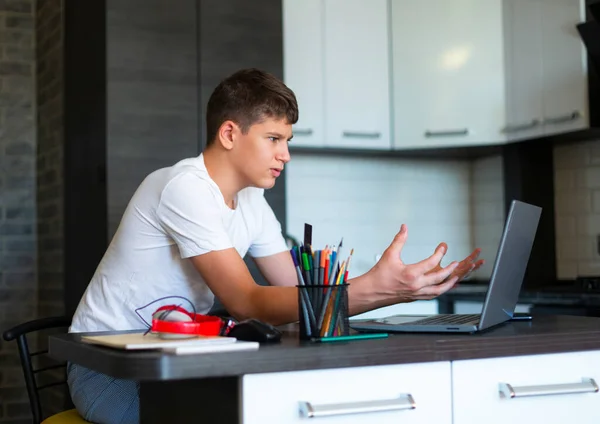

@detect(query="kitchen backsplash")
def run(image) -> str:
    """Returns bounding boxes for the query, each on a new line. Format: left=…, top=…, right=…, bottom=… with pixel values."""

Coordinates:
left=554, top=139, right=600, bottom=279
left=285, top=153, right=473, bottom=279
left=285, top=139, right=600, bottom=282
left=470, top=155, right=505, bottom=279
left=468, top=141, right=600, bottom=281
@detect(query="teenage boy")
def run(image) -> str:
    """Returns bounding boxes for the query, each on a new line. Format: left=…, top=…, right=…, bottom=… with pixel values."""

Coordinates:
left=67, top=68, right=483, bottom=424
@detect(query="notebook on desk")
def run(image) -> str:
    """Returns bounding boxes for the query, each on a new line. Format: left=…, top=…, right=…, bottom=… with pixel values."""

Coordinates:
left=81, top=332, right=236, bottom=350
left=351, top=200, right=542, bottom=334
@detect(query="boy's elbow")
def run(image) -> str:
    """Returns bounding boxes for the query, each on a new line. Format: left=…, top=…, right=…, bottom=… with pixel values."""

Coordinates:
left=227, top=307, right=254, bottom=322
left=223, top=286, right=262, bottom=322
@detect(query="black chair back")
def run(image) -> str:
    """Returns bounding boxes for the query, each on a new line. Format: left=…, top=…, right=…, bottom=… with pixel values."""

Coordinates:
left=2, top=316, right=72, bottom=424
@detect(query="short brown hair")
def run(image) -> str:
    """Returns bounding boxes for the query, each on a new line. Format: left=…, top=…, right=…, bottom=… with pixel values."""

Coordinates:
left=205, top=68, right=299, bottom=145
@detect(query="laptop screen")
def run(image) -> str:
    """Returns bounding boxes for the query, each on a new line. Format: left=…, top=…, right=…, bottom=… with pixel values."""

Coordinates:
left=478, top=200, right=542, bottom=330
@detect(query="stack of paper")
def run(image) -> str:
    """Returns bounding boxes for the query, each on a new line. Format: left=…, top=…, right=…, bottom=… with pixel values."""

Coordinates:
left=81, top=332, right=258, bottom=354
left=163, top=341, right=259, bottom=355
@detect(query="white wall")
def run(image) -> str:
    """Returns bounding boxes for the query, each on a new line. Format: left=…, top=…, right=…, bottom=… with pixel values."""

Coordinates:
left=285, top=153, right=473, bottom=279
left=470, top=155, right=505, bottom=279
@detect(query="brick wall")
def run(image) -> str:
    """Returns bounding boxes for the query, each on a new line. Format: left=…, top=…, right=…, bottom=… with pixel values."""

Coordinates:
left=554, top=139, right=600, bottom=279
left=448, top=140, right=600, bottom=282
left=466, top=141, right=600, bottom=281
left=35, top=0, right=66, bottom=419
left=0, top=0, right=38, bottom=422
left=36, top=0, right=63, bottom=319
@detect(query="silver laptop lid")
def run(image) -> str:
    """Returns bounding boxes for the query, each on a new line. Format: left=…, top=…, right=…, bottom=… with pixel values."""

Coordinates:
left=478, top=200, right=542, bottom=330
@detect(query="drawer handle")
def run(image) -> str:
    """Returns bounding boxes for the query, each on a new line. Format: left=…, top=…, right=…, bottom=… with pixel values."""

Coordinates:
left=543, top=110, right=581, bottom=125
left=424, top=129, right=469, bottom=138
left=299, top=395, right=415, bottom=418
left=342, top=131, right=381, bottom=139
left=294, top=129, right=313, bottom=136
left=502, top=119, right=541, bottom=133
left=499, top=378, right=599, bottom=399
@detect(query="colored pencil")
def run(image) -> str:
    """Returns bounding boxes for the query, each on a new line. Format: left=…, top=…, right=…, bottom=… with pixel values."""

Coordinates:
left=317, top=239, right=343, bottom=330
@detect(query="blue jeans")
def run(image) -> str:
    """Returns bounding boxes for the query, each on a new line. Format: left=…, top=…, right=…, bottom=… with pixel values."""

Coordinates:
left=67, top=362, right=140, bottom=424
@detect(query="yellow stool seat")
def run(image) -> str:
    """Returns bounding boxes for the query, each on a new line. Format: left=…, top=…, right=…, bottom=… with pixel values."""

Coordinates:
left=42, top=409, right=89, bottom=424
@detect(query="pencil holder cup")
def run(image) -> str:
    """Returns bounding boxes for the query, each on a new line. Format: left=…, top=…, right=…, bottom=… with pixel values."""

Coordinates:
left=297, top=284, right=350, bottom=341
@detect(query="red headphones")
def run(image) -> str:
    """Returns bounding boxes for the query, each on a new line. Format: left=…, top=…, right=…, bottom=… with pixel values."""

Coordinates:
left=150, top=305, right=225, bottom=338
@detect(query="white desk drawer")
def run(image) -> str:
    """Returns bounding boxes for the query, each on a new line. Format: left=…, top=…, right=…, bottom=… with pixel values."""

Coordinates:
left=241, top=362, right=452, bottom=424
left=452, top=351, right=600, bottom=424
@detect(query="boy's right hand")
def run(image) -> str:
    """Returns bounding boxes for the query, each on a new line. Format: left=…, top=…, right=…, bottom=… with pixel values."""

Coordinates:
left=368, top=224, right=460, bottom=303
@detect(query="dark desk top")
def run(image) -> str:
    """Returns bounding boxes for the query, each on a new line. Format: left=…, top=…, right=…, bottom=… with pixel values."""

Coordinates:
left=49, top=315, right=600, bottom=382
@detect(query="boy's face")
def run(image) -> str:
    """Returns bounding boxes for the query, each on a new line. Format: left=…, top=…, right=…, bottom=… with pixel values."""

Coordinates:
left=230, top=116, right=292, bottom=189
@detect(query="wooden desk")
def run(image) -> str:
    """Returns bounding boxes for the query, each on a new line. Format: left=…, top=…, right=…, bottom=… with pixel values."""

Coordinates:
left=50, top=315, right=600, bottom=423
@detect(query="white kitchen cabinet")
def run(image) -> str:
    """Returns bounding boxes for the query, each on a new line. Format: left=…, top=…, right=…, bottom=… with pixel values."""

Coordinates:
left=282, top=0, right=324, bottom=147
left=283, top=0, right=588, bottom=152
left=324, top=0, right=391, bottom=149
left=540, top=0, right=589, bottom=136
left=239, top=350, right=600, bottom=423
left=241, top=362, right=452, bottom=424
left=452, top=351, right=600, bottom=424
left=391, top=0, right=508, bottom=149
left=390, top=0, right=588, bottom=150
left=503, top=0, right=546, bottom=142
left=282, top=0, right=391, bottom=150
left=506, top=0, right=588, bottom=141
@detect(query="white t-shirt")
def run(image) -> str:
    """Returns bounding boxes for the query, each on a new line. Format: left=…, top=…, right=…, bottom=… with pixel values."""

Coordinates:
left=69, top=154, right=288, bottom=333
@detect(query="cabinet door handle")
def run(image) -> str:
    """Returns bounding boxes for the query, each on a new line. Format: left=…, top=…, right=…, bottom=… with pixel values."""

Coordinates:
left=499, top=378, right=599, bottom=399
left=342, top=131, right=381, bottom=139
left=424, top=129, right=469, bottom=138
left=299, top=395, right=416, bottom=418
left=294, top=129, right=313, bottom=136
left=543, top=110, right=581, bottom=125
left=502, top=119, right=541, bottom=133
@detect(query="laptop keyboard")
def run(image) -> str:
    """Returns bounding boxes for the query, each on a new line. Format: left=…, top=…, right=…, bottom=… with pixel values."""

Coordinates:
left=410, top=314, right=480, bottom=326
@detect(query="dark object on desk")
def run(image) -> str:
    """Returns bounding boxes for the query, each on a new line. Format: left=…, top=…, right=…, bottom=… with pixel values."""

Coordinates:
left=227, top=319, right=282, bottom=343
left=510, top=313, right=532, bottom=321
left=576, top=276, right=600, bottom=292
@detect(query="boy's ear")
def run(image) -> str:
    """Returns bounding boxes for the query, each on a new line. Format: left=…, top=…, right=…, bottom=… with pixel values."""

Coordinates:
left=217, top=120, right=237, bottom=150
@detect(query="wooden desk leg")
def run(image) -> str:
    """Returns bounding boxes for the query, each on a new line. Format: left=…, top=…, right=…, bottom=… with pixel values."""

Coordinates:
left=139, top=377, right=240, bottom=423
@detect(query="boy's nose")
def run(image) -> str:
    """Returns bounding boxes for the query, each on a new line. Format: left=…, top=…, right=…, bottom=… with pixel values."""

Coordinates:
left=277, top=144, right=291, bottom=163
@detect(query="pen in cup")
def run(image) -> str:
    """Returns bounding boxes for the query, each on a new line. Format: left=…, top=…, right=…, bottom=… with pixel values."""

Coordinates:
left=313, top=250, right=320, bottom=290
left=292, top=233, right=354, bottom=341
left=301, top=251, right=312, bottom=286
left=290, top=249, right=317, bottom=334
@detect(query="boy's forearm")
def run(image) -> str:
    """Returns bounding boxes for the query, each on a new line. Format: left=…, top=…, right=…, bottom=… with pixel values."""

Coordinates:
left=245, top=274, right=392, bottom=325
left=347, top=272, right=395, bottom=316
left=246, top=285, right=300, bottom=325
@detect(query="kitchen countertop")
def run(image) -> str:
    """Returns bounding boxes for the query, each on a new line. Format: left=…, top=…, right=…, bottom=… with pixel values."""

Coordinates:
left=49, top=314, right=600, bottom=381
left=439, top=283, right=600, bottom=307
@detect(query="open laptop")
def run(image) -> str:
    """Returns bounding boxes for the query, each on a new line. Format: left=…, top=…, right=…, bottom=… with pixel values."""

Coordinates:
left=351, top=200, right=542, bottom=334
